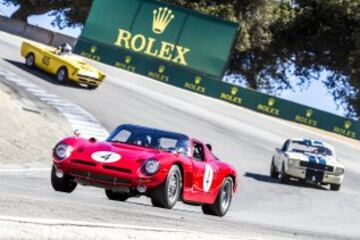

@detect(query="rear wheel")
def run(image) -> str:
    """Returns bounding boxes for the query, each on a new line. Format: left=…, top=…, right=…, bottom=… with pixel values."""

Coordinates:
left=25, top=53, right=35, bottom=68
left=280, top=163, right=290, bottom=184
left=330, top=184, right=341, bottom=191
left=56, top=67, right=69, bottom=83
left=270, top=159, right=279, bottom=179
left=51, top=165, right=77, bottom=193
left=151, top=165, right=182, bottom=209
left=105, top=190, right=129, bottom=201
left=202, top=177, right=233, bottom=217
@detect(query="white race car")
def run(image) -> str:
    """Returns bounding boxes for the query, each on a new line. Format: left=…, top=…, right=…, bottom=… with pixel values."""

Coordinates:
left=270, top=138, right=344, bottom=191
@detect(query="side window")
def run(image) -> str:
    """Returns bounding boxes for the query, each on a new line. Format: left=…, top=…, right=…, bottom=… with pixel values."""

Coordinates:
left=281, top=140, right=290, bottom=152
left=193, top=142, right=205, bottom=162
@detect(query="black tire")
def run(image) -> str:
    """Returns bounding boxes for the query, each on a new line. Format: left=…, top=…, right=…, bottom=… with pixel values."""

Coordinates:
left=280, top=163, right=290, bottom=184
left=105, top=189, right=129, bottom=201
left=51, top=165, right=77, bottom=193
left=270, top=159, right=279, bottom=179
left=202, top=177, right=233, bottom=217
left=56, top=67, right=69, bottom=83
left=25, top=53, right=35, bottom=68
left=151, top=165, right=182, bottom=209
left=88, top=85, right=99, bottom=90
left=330, top=184, right=341, bottom=191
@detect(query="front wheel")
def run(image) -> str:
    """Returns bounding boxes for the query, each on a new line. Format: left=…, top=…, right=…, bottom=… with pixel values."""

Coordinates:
left=270, top=159, right=279, bottom=179
left=105, top=190, right=129, bottom=201
left=56, top=67, right=69, bottom=83
left=280, top=163, right=290, bottom=184
left=51, top=165, right=77, bottom=193
left=151, top=165, right=182, bottom=209
left=202, top=177, right=233, bottom=217
left=330, top=184, right=341, bottom=191
left=25, top=53, right=35, bottom=68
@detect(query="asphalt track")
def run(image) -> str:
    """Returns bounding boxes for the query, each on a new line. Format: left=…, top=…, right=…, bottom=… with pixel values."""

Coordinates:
left=0, top=31, right=360, bottom=239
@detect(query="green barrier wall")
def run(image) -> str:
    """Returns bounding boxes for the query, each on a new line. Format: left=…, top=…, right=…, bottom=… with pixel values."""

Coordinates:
left=75, top=0, right=360, bottom=141
left=74, top=0, right=239, bottom=81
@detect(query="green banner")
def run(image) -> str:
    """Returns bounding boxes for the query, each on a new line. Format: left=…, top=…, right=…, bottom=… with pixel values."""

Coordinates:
left=75, top=0, right=360, bottom=141
left=74, top=0, right=239, bottom=81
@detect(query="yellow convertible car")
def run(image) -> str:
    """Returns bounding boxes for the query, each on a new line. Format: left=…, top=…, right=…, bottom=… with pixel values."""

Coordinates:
left=21, top=41, right=106, bottom=89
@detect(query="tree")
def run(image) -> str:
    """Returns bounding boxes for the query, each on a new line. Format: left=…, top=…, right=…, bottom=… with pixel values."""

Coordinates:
left=2, top=0, right=92, bottom=28
left=2, top=0, right=360, bottom=118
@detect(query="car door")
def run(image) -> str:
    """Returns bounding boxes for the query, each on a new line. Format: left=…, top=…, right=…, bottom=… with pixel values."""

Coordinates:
left=187, top=140, right=220, bottom=203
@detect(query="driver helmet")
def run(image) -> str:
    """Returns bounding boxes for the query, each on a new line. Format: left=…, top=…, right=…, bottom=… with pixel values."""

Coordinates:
left=60, top=43, right=72, bottom=54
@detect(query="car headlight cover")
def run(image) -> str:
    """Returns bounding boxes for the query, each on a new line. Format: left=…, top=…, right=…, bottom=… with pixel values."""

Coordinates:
left=335, top=167, right=345, bottom=175
left=144, top=159, right=160, bottom=175
left=288, top=158, right=296, bottom=166
left=54, top=143, right=72, bottom=160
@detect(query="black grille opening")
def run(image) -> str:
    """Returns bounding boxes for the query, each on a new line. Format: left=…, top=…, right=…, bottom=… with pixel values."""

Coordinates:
left=71, top=159, right=96, bottom=167
left=103, top=165, right=132, bottom=174
left=300, top=161, right=334, bottom=172
left=70, top=169, right=130, bottom=185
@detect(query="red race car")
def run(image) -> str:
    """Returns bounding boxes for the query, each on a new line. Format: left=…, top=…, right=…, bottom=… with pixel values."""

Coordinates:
left=51, top=124, right=237, bottom=216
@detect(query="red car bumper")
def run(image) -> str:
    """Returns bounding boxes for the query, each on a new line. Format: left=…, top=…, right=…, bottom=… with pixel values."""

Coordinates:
left=53, top=158, right=167, bottom=192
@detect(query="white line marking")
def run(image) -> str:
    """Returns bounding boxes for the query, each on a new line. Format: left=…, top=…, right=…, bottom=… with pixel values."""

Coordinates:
left=0, top=70, right=109, bottom=140
left=0, top=168, right=50, bottom=173
left=0, top=215, right=193, bottom=233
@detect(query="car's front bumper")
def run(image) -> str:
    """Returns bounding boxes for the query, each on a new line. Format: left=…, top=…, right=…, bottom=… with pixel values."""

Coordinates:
left=53, top=159, right=167, bottom=192
left=72, top=75, right=103, bottom=86
left=285, top=165, right=343, bottom=185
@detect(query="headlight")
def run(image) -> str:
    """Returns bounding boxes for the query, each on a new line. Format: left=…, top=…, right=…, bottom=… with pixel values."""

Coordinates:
left=335, top=167, right=345, bottom=175
left=144, top=159, right=160, bottom=175
left=288, top=158, right=296, bottom=166
left=54, top=143, right=72, bottom=160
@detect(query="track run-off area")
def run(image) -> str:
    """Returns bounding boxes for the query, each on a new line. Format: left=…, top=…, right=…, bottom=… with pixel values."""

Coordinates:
left=0, top=31, right=360, bottom=239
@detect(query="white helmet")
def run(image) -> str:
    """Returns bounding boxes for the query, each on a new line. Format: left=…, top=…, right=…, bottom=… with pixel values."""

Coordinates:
left=60, top=43, right=72, bottom=54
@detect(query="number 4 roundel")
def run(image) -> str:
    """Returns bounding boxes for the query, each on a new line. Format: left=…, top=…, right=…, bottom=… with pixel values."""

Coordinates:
left=91, top=151, right=121, bottom=163
left=203, top=164, right=214, bottom=192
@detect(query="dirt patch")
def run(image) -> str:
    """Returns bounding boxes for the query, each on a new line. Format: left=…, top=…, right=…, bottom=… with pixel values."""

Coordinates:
left=0, top=81, right=72, bottom=167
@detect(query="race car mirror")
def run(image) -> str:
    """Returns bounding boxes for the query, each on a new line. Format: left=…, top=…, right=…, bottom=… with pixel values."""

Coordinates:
left=177, top=147, right=187, bottom=155
left=206, top=144, right=213, bottom=152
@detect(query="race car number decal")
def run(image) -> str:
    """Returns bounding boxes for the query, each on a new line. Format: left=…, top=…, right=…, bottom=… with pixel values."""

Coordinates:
left=91, top=151, right=121, bottom=163
left=203, top=164, right=214, bottom=192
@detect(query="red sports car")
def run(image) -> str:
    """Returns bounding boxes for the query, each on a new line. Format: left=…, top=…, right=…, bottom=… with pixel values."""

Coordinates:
left=51, top=124, right=237, bottom=216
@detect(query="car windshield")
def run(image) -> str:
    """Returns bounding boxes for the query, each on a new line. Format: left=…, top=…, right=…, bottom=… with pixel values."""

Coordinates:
left=107, top=125, right=190, bottom=156
left=289, top=141, right=333, bottom=156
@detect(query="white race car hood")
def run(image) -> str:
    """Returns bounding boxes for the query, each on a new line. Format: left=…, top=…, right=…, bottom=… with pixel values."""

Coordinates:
left=286, top=152, right=338, bottom=166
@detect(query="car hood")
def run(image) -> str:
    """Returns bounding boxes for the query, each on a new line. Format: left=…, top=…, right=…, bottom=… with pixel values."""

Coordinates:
left=71, top=141, right=168, bottom=170
left=286, top=152, right=339, bottom=165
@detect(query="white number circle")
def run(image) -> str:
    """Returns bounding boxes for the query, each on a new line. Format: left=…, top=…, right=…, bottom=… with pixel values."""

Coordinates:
left=203, top=164, right=214, bottom=192
left=91, top=151, right=121, bottom=163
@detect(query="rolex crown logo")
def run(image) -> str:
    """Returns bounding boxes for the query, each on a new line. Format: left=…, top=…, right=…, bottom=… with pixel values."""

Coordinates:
left=90, top=46, right=97, bottom=54
left=268, top=98, right=276, bottom=107
left=195, top=76, right=202, bottom=85
left=231, top=87, right=239, bottom=96
left=344, top=120, right=352, bottom=129
left=152, top=7, right=175, bottom=34
left=306, top=109, right=314, bottom=118
left=158, top=65, right=166, bottom=74
left=125, top=56, right=132, bottom=64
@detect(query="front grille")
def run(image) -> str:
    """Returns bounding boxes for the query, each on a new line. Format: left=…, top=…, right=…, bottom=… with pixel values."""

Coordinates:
left=70, top=169, right=130, bottom=185
left=300, top=161, right=334, bottom=172
left=103, top=165, right=132, bottom=174
left=71, top=159, right=96, bottom=167
left=77, top=75, right=101, bottom=82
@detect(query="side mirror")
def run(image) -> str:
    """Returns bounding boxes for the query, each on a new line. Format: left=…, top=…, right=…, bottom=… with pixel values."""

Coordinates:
left=275, top=148, right=281, bottom=153
left=206, top=144, right=212, bottom=152
left=177, top=147, right=186, bottom=155
left=74, top=129, right=81, bottom=138
left=89, top=137, right=97, bottom=143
